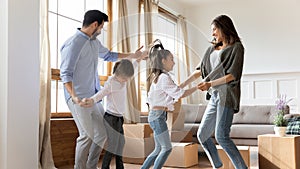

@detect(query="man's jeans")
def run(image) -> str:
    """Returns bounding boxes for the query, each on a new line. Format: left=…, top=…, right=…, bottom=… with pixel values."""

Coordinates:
left=67, top=99, right=107, bottom=169
left=101, top=112, right=125, bottom=169
left=197, top=92, right=248, bottom=169
left=141, top=110, right=172, bottom=169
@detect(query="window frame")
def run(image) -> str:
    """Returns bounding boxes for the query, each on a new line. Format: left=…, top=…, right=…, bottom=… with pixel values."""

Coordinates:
left=139, top=6, right=179, bottom=115
left=49, top=1, right=179, bottom=117
left=49, top=0, right=108, bottom=117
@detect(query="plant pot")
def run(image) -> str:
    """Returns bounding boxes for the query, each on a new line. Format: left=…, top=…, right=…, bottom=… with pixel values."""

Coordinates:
left=274, top=126, right=287, bottom=137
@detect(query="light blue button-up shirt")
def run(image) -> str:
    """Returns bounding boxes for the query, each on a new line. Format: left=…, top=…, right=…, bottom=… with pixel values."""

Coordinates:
left=60, top=29, right=118, bottom=102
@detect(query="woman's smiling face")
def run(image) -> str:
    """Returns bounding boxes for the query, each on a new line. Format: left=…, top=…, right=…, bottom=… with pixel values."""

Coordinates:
left=211, top=24, right=224, bottom=44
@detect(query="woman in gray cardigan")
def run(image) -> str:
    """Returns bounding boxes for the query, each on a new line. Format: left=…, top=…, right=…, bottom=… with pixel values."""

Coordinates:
left=196, top=15, right=247, bottom=169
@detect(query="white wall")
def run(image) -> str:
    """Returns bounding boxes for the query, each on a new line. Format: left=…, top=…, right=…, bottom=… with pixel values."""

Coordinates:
left=159, top=0, right=186, bottom=16
left=0, top=0, right=8, bottom=167
left=242, top=72, right=300, bottom=113
left=185, top=0, right=300, bottom=74
left=0, top=0, right=40, bottom=168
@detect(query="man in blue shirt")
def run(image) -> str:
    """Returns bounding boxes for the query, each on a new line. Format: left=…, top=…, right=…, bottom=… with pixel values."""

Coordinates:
left=60, top=10, right=145, bottom=169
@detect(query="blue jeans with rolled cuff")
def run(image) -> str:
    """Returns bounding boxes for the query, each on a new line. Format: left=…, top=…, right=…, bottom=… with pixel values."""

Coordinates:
left=141, top=110, right=172, bottom=169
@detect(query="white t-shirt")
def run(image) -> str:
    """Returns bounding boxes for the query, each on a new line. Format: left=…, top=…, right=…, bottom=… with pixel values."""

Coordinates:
left=91, top=76, right=126, bottom=117
left=210, top=49, right=222, bottom=70
left=147, top=73, right=185, bottom=111
left=208, top=49, right=222, bottom=95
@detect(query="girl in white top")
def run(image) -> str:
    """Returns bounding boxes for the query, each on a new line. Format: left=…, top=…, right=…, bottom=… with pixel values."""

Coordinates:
left=141, top=40, right=200, bottom=169
left=80, top=59, right=137, bottom=169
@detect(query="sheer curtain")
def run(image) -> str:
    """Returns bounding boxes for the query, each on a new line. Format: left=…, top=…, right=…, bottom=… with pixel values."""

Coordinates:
left=176, top=16, right=201, bottom=104
left=117, top=0, right=140, bottom=123
left=39, top=0, right=57, bottom=169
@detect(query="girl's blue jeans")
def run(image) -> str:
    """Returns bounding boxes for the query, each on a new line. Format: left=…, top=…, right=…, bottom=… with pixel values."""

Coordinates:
left=141, top=110, right=172, bottom=169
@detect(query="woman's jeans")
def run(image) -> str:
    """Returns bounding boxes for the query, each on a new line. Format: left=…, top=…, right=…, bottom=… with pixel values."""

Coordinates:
left=141, top=110, right=172, bottom=169
left=101, top=112, right=125, bottom=169
left=197, top=92, right=248, bottom=169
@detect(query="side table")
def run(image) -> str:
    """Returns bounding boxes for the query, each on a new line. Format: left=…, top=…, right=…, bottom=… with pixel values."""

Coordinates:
left=258, top=134, right=300, bottom=169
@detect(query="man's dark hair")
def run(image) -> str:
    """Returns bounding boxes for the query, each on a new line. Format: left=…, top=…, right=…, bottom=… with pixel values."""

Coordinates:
left=82, top=10, right=108, bottom=27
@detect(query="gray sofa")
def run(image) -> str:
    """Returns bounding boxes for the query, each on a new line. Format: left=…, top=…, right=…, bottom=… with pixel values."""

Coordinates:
left=182, top=104, right=290, bottom=146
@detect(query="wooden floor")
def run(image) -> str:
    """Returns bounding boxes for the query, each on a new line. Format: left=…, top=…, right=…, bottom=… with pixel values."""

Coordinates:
left=59, top=146, right=258, bottom=169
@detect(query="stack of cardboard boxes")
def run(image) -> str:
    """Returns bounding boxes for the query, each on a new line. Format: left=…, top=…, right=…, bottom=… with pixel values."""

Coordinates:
left=165, top=101, right=198, bottom=167
left=123, top=123, right=154, bottom=164
left=167, top=101, right=193, bottom=143
left=123, top=100, right=199, bottom=168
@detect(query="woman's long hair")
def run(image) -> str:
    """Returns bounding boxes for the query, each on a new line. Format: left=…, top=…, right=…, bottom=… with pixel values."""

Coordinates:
left=211, top=15, right=241, bottom=48
left=147, top=40, right=171, bottom=83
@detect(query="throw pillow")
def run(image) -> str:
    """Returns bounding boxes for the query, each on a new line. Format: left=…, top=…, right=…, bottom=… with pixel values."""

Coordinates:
left=286, top=117, right=300, bottom=135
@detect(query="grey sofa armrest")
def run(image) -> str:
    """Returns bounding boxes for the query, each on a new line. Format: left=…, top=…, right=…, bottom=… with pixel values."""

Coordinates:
left=183, top=104, right=206, bottom=123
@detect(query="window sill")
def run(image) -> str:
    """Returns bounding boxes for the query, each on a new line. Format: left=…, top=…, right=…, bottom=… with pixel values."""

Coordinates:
left=51, top=112, right=72, bottom=118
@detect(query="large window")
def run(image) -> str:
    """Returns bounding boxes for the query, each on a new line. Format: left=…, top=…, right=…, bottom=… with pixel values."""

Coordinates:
left=49, top=0, right=107, bottom=113
left=49, top=1, right=178, bottom=115
left=139, top=7, right=178, bottom=113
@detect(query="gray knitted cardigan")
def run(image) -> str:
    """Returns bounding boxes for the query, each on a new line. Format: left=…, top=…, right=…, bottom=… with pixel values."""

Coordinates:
left=197, top=42, right=244, bottom=113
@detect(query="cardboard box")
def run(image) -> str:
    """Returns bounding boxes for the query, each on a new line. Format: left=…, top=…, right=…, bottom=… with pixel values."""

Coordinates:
left=123, top=123, right=152, bottom=138
left=170, top=130, right=193, bottom=142
left=258, top=134, right=300, bottom=169
left=123, top=123, right=154, bottom=164
left=164, top=142, right=198, bottom=167
left=123, top=137, right=154, bottom=164
left=167, top=100, right=185, bottom=130
left=217, top=145, right=250, bottom=169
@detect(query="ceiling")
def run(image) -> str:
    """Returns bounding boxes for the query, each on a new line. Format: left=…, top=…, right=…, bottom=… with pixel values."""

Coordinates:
left=175, top=0, right=231, bottom=7
left=175, top=0, right=200, bottom=7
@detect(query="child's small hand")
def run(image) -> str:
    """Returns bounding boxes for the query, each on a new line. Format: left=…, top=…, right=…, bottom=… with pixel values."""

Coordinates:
left=198, top=81, right=211, bottom=91
left=80, top=98, right=94, bottom=107
left=192, top=69, right=201, bottom=77
left=72, top=96, right=81, bottom=104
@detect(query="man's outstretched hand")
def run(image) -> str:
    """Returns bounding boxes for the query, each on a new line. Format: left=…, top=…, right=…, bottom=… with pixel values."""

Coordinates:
left=134, top=46, right=148, bottom=61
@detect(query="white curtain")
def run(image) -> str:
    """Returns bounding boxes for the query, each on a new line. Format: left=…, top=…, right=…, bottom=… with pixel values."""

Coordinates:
left=117, top=0, right=140, bottom=123
left=39, top=0, right=57, bottom=169
left=176, top=16, right=201, bottom=104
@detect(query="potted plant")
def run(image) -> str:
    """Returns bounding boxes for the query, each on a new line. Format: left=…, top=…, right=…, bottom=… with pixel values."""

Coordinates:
left=273, top=94, right=291, bottom=136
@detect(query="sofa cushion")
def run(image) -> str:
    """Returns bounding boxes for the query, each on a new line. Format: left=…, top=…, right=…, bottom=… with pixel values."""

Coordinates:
left=184, top=123, right=199, bottom=137
left=230, top=124, right=275, bottom=139
left=185, top=123, right=275, bottom=140
left=231, top=138, right=258, bottom=146
left=183, top=104, right=206, bottom=123
left=232, top=105, right=277, bottom=124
